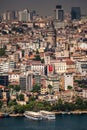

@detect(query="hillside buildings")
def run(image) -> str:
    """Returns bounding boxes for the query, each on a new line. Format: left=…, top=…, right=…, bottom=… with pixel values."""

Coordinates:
left=0, top=5, right=87, bottom=104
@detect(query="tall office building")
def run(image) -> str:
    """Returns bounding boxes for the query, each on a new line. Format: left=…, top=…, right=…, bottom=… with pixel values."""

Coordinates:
left=10, top=11, right=18, bottom=21
left=20, top=72, right=33, bottom=92
left=18, top=9, right=32, bottom=22
left=71, top=7, right=81, bottom=20
left=2, top=10, right=18, bottom=21
left=2, top=11, right=11, bottom=21
left=55, top=5, right=64, bottom=21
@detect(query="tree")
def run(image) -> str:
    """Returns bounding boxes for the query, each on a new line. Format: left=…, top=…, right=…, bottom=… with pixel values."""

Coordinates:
left=8, top=99, right=17, bottom=107
left=67, top=85, right=72, bottom=90
left=0, top=101, right=3, bottom=108
left=41, top=58, right=44, bottom=63
left=14, top=105, right=25, bottom=114
left=75, top=97, right=84, bottom=110
left=22, top=50, right=25, bottom=57
left=36, top=49, right=39, bottom=54
left=14, top=85, right=20, bottom=92
left=80, top=85, right=87, bottom=88
left=7, top=85, right=20, bottom=92
left=56, top=99, right=63, bottom=111
left=32, top=84, right=41, bottom=93
left=7, top=85, right=14, bottom=89
left=0, top=48, right=5, bottom=56
left=26, top=101, right=36, bottom=111
left=63, top=102, right=75, bottom=111
left=33, top=101, right=45, bottom=111
left=17, top=94, right=24, bottom=101
left=34, top=54, right=41, bottom=61
left=29, top=96, right=36, bottom=101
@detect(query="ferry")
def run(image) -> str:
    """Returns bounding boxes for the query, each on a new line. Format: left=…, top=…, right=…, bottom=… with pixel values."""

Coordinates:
left=39, top=110, right=56, bottom=120
left=24, top=111, right=42, bottom=120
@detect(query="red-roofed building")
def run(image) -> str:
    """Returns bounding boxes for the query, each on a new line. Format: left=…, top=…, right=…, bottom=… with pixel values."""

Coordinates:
left=66, top=59, right=76, bottom=73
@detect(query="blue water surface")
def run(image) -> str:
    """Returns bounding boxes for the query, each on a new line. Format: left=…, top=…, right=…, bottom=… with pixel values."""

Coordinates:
left=0, top=114, right=87, bottom=130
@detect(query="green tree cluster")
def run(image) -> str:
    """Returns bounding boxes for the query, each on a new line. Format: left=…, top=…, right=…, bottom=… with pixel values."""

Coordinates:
left=8, top=99, right=17, bottom=107
left=7, top=85, right=20, bottom=92
left=17, top=94, right=24, bottom=101
left=3, top=96, right=87, bottom=114
left=34, top=54, right=41, bottom=61
left=53, top=97, right=87, bottom=112
left=32, top=84, right=41, bottom=93
left=14, top=105, right=25, bottom=113
left=0, top=48, right=5, bottom=56
left=0, top=101, right=3, bottom=108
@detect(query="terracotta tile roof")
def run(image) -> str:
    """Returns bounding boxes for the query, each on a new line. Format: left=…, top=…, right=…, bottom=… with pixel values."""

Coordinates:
left=41, top=86, right=47, bottom=89
left=66, top=59, right=75, bottom=65
left=29, top=55, right=35, bottom=59
left=66, top=68, right=76, bottom=73
left=31, top=61, right=42, bottom=65
left=0, top=85, right=5, bottom=89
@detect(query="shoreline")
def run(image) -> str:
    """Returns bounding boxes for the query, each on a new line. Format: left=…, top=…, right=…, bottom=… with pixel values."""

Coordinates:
left=1, top=110, right=87, bottom=118
left=0, top=113, right=24, bottom=118
left=10, top=111, right=87, bottom=117
left=54, top=110, right=87, bottom=115
left=9, top=114, right=24, bottom=117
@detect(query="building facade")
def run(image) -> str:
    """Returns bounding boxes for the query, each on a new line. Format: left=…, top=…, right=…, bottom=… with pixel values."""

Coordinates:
left=55, top=5, right=64, bottom=21
left=71, top=7, right=81, bottom=20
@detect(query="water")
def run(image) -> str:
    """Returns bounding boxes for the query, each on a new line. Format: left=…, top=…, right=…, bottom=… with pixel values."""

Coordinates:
left=0, top=114, right=87, bottom=130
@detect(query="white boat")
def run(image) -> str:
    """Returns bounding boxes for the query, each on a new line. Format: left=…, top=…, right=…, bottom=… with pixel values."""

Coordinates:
left=24, top=111, right=42, bottom=120
left=39, top=110, right=56, bottom=120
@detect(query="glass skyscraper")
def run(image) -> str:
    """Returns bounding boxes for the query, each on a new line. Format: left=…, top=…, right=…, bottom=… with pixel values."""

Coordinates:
left=71, top=7, right=81, bottom=20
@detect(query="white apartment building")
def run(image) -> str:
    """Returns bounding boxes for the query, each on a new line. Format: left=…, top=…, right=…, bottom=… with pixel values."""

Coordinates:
left=51, top=60, right=66, bottom=74
left=0, top=61, right=16, bottom=73
left=18, top=9, right=32, bottom=22
left=31, top=61, right=45, bottom=74
left=64, top=73, right=73, bottom=90
left=0, top=62, right=9, bottom=73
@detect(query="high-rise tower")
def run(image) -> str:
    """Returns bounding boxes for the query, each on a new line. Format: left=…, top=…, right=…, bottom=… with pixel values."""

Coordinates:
left=55, top=5, right=64, bottom=21
left=18, top=9, right=33, bottom=22
left=20, top=72, right=33, bottom=92
left=71, top=7, right=81, bottom=20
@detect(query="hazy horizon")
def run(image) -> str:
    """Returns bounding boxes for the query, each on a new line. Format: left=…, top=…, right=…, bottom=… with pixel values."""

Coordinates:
left=0, top=0, right=87, bottom=16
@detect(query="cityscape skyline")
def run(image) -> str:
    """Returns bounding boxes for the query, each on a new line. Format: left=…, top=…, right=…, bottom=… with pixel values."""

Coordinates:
left=0, top=0, right=87, bottom=123
left=0, top=0, right=87, bottom=16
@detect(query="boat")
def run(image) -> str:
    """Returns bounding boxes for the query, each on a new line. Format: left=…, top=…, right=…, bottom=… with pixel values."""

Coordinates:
left=39, top=110, right=56, bottom=120
left=24, top=111, right=42, bottom=120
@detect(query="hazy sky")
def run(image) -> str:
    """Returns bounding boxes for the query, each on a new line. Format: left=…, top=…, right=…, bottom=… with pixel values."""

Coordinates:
left=0, top=0, right=87, bottom=16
